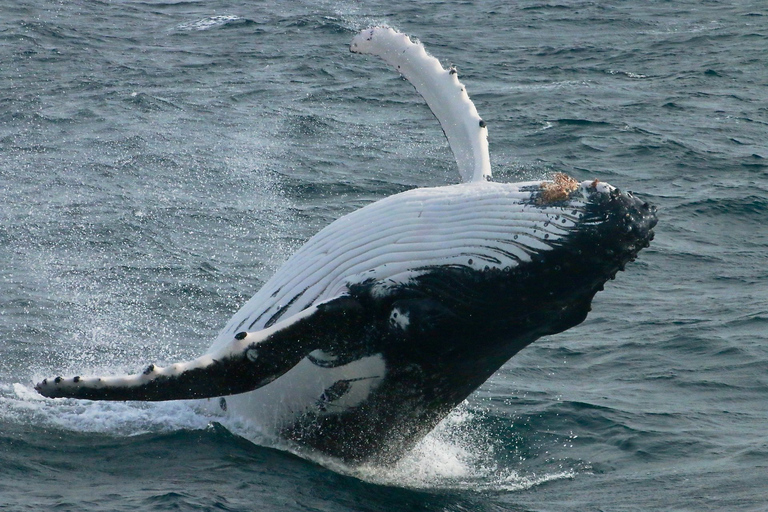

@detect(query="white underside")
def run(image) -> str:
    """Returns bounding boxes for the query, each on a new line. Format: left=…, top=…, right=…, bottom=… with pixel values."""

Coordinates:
left=222, top=354, right=387, bottom=434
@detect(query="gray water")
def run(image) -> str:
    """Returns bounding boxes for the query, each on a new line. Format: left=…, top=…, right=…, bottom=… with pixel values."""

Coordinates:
left=1, top=1, right=767, bottom=510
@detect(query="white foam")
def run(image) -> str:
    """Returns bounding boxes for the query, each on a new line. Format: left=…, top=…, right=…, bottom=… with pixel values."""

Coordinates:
left=5, top=381, right=575, bottom=492
left=176, top=15, right=244, bottom=32
left=312, top=403, right=576, bottom=492
left=4, top=383, right=216, bottom=436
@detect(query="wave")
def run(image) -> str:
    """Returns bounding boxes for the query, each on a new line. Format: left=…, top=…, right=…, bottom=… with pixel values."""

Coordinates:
left=175, top=15, right=256, bottom=32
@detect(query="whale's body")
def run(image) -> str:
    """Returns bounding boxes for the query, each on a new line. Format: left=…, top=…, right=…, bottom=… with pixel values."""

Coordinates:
left=36, top=27, right=657, bottom=465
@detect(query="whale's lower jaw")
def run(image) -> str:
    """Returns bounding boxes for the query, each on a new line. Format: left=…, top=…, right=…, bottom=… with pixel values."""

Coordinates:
left=276, top=190, right=656, bottom=465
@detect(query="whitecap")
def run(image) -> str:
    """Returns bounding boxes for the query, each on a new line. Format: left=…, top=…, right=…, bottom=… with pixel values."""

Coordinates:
left=176, top=15, right=245, bottom=32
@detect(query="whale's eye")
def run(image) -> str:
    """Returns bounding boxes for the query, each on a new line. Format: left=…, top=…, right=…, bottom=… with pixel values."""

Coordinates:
left=246, top=348, right=259, bottom=362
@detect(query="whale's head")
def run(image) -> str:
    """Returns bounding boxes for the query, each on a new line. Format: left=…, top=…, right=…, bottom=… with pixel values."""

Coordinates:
left=489, top=174, right=657, bottom=337
left=349, top=173, right=657, bottom=329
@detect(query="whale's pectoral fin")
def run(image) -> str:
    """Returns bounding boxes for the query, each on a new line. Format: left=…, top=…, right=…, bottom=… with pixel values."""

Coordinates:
left=35, top=296, right=366, bottom=402
left=351, top=26, right=491, bottom=184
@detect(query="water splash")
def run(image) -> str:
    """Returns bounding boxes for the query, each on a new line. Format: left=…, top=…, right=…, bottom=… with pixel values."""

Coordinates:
left=284, top=404, right=577, bottom=492
left=5, top=379, right=576, bottom=494
left=3, top=383, right=216, bottom=436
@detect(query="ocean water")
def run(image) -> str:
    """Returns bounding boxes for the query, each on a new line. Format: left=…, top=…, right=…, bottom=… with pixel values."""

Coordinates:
left=1, top=0, right=766, bottom=510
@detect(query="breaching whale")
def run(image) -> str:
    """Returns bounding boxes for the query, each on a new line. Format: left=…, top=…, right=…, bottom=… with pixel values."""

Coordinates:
left=35, top=27, right=657, bottom=465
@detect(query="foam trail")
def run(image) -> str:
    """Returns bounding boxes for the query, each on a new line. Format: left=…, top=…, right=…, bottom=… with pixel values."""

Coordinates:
left=351, top=26, right=492, bottom=184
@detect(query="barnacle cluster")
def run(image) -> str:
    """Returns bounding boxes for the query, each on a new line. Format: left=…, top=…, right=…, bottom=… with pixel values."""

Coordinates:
left=539, top=173, right=580, bottom=204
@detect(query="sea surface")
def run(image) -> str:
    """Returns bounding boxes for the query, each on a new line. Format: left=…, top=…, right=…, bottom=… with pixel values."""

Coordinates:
left=1, top=1, right=766, bottom=510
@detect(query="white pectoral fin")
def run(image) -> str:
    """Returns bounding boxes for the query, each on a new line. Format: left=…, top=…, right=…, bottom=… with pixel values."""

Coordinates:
left=351, top=26, right=491, bottom=184
left=35, top=296, right=366, bottom=401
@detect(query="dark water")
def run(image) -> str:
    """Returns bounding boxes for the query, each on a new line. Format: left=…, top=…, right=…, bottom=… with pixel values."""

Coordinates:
left=2, top=1, right=767, bottom=510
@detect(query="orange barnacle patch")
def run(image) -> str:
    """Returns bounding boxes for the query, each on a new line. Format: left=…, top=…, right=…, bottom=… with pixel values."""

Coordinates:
left=539, top=173, right=580, bottom=204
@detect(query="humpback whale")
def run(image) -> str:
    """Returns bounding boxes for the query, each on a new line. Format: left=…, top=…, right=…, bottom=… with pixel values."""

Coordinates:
left=35, top=27, right=657, bottom=465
